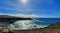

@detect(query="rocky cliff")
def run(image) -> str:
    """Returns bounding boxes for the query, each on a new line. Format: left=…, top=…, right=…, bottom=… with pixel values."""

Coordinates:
left=0, top=15, right=32, bottom=27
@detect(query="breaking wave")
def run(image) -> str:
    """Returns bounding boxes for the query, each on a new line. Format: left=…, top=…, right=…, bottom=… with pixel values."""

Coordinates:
left=10, top=20, right=48, bottom=30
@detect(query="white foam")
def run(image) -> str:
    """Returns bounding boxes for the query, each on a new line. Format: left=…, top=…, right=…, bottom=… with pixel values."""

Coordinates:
left=10, top=20, right=48, bottom=30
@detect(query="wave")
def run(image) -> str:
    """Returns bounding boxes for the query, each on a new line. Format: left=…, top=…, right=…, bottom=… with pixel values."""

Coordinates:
left=10, top=20, right=48, bottom=30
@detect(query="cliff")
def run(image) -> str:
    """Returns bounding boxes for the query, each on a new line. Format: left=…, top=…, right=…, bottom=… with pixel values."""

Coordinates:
left=0, top=15, right=32, bottom=22
left=0, top=15, right=32, bottom=27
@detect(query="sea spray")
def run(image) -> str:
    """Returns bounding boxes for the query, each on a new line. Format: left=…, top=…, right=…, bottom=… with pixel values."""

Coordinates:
left=10, top=20, right=48, bottom=30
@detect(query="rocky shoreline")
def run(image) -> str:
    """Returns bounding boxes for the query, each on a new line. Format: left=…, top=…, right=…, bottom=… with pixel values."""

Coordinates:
left=12, top=22, right=60, bottom=33
left=0, top=15, right=60, bottom=33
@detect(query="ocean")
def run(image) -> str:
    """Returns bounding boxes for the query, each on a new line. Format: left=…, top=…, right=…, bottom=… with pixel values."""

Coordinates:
left=11, top=18, right=60, bottom=30
left=34, top=18, right=60, bottom=25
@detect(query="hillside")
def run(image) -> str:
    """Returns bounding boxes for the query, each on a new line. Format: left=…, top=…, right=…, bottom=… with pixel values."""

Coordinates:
left=0, top=15, right=17, bottom=18
left=46, top=22, right=60, bottom=29
left=0, top=15, right=32, bottom=27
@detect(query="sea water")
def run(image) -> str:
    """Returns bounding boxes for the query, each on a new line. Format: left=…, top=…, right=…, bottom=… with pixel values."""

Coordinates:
left=10, top=18, right=60, bottom=30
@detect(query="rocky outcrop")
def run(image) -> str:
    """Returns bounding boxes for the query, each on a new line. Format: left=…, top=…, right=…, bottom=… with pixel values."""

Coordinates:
left=46, top=22, right=60, bottom=29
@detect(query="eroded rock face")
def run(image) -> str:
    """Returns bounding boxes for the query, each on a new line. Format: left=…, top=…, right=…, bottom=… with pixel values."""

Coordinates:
left=0, top=22, right=10, bottom=27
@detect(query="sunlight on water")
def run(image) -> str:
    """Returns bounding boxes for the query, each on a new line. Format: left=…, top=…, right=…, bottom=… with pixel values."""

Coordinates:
left=15, top=20, right=34, bottom=29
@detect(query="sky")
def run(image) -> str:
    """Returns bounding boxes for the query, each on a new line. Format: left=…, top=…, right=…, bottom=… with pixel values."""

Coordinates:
left=0, top=0, right=60, bottom=30
left=0, top=0, right=60, bottom=17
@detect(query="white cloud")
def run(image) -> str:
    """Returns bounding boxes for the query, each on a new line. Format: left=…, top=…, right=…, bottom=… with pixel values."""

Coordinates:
left=9, top=14, right=40, bottom=18
left=0, top=13, right=60, bottom=18
left=0, top=13, right=40, bottom=18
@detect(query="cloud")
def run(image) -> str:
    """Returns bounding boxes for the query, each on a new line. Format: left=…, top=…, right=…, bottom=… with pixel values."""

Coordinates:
left=0, top=13, right=39, bottom=18
left=9, top=14, right=40, bottom=18
left=0, top=13, right=60, bottom=18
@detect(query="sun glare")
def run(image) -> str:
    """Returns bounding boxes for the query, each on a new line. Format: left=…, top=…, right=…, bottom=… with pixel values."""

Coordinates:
left=22, top=0, right=27, bottom=3
left=20, top=0, right=28, bottom=5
